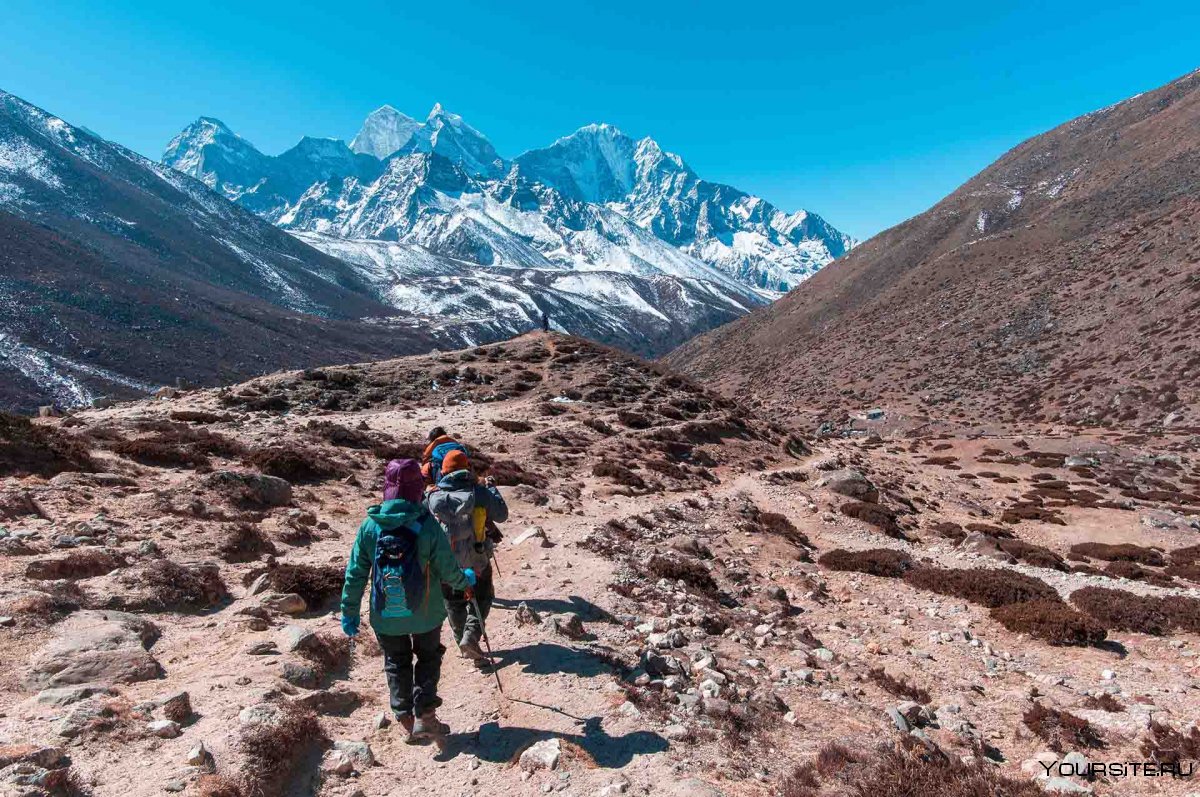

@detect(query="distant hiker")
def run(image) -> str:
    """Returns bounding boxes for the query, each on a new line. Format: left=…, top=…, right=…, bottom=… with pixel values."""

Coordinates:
left=421, top=427, right=468, bottom=487
left=426, top=450, right=508, bottom=665
left=341, top=458, right=477, bottom=742
left=541, top=311, right=550, bottom=333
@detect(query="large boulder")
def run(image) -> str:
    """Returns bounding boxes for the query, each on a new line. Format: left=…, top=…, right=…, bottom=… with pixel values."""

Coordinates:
left=816, top=469, right=879, bottom=503
left=24, top=611, right=162, bottom=689
left=201, top=470, right=293, bottom=508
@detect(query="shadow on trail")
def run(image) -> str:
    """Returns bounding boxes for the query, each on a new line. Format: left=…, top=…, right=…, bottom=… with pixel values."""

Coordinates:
left=490, top=642, right=613, bottom=678
left=435, top=717, right=668, bottom=768
left=492, top=594, right=619, bottom=623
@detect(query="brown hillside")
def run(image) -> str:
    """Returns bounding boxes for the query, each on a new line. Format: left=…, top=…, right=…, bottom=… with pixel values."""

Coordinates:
left=668, top=68, right=1200, bottom=430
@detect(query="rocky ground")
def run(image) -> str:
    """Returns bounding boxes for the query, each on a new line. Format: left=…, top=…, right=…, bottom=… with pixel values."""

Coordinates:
left=2, top=333, right=1199, bottom=797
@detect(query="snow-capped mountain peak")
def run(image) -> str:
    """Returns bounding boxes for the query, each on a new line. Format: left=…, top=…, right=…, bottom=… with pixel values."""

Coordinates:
left=164, top=105, right=855, bottom=295
left=349, top=105, right=421, bottom=159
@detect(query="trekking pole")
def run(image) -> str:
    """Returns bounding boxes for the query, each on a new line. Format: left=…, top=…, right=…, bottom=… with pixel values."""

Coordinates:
left=470, top=594, right=505, bottom=697
left=490, top=548, right=502, bottom=579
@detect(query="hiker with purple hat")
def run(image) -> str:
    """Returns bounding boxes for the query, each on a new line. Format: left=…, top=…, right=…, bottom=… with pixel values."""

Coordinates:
left=340, top=458, right=477, bottom=742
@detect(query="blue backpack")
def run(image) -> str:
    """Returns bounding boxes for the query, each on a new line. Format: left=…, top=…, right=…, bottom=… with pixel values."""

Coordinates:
left=371, top=518, right=428, bottom=618
left=430, top=441, right=469, bottom=477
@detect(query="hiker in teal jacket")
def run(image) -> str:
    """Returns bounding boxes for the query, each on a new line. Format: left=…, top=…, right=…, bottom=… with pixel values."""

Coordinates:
left=341, top=458, right=475, bottom=742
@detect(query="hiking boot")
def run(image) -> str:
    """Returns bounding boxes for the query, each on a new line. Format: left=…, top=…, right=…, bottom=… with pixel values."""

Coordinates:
left=459, top=638, right=486, bottom=662
left=410, top=711, right=449, bottom=741
left=396, top=712, right=415, bottom=738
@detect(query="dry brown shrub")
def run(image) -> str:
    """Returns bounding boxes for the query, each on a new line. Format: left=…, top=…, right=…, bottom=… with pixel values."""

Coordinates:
left=929, top=521, right=965, bottom=541
left=1069, top=542, right=1165, bottom=566
left=1141, top=720, right=1200, bottom=765
left=26, top=549, right=125, bottom=580
left=216, top=523, right=277, bottom=563
left=819, top=548, right=912, bottom=578
left=195, top=775, right=242, bottom=797
left=868, top=667, right=931, bottom=702
left=304, top=420, right=373, bottom=449
left=1023, top=703, right=1106, bottom=752
left=592, top=461, right=645, bottom=489
left=1081, top=693, right=1124, bottom=712
left=267, top=563, right=343, bottom=608
left=996, top=539, right=1067, bottom=571
left=238, top=703, right=324, bottom=795
left=491, top=419, right=533, bottom=433
left=0, top=412, right=95, bottom=477
left=249, top=444, right=345, bottom=483
left=118, top=560, right=229, bottom=611
left=785, top=740, right=1042, bottom=796
left=990, top=600, right=1107, bottom=646
left=839, top=501, right=903, bottom=537
left=758, top=512, right=813, bottom=548
left=904, top=566, right=1058, bottom=608
left=1070, top=586, right=1171, bottom=635
left=170, top=410, right=229, bottom=424
left=646, top=554, right=718, bottom=595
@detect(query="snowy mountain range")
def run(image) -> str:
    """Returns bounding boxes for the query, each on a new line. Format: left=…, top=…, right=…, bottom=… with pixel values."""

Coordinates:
left=164, top=105, right=854, bottom=294
left=0, top=90, right=771, bottom=410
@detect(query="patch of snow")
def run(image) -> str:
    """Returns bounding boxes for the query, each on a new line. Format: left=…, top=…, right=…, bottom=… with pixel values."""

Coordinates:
left=0, top=332, right=156, bottom=407
left=0, top=137, right=62, bottom=188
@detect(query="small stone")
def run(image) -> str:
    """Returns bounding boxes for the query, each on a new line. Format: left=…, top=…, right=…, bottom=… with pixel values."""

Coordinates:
left=246, top=641, right=278, bottom=656
left=280, top=625, right=317, bottom=653
left=164, top=780, right=187, bottom=792
left=186, top=742, right=209, bottom=766
left=333, top=740, right=374, bottom=770
left=0, top=616, right=14, bottom=627
left=281, top=662, right=319, bottom=689
left=513, top=527, right=551, bottom=548
left=321, top=749, right=355, bottom=777
left=886, top=707, right=910, bottom=732
left=1100, top=669, right=1116, bottom=681
left=545, top=612, right=587, bottom=640
left=238, top=703, right=282, bottom=726
left=701, top=697, right=730, bottom=716
left=372, top=712, right=391, bottom=730
left=519, top=738, right=561, bottom=772
left=148, top=719, right=182, bottom=738
left=812, top=648, right=835, bottom=664
left=514, top=602, right=543, bottom=626
left=260, top=592, right=307, bottom=615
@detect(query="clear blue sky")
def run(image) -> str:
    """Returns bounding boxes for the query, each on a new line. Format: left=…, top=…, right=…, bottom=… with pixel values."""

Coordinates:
left=2, top=0, right=1197, bottom=240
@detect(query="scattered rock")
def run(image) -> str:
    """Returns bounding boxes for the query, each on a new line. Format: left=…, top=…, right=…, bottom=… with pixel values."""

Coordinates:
left=281, top=661, right=319, bottom=689
left=333, top=740, right=374, bottom=771
left=513, top=526, right=551, bottom=548
left=519, top=738, right=561, bottom=772
left=185, top=742, right=209, bottom=766
left=514, top=601, right=543, bottom=626
left=25, top=611, right=162, bottom=689
left=544, top=613, right=586, bottom=640
left=148, top=719, right=181, bottom=738
left=259, top=592, right=307, bottom=615
left=35, top=684, right=116, bottom=706
left=817, top=469, right=879, bottom=503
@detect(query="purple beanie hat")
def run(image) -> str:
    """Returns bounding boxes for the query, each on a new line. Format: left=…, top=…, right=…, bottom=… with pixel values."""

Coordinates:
left=383, top=458, right=425, bottom=503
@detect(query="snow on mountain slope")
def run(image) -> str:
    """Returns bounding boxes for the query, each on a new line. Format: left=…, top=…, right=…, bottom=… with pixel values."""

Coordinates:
left=0, top=89, right=437, bottom=411
left=164, top=106, right=853, bottom=296
left=294, top=232, right=756, bottom=357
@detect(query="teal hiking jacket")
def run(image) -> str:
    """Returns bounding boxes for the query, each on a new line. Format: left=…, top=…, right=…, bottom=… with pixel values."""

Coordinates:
left=340, top=499, right=470, bottom=636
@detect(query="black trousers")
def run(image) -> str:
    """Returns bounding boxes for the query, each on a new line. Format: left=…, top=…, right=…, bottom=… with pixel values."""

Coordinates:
left=376, top=626, right=445, bottom=717
left=442, top=565, right=494, bottom=647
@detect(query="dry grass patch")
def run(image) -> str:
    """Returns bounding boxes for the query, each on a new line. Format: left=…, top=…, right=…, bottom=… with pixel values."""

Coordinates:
left=237, top=703, right=324, bottom=796
left=266, top=563, right=344, bottom=609
left=1069, top=542, right=1165, bottom=566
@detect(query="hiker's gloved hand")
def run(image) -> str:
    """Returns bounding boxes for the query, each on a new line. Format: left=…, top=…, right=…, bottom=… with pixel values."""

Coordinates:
left=485, top=476, right=496, bottom=487
left=341, top=615, right=360, bottom=637
left=463, top=568, right=477, bottom=587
